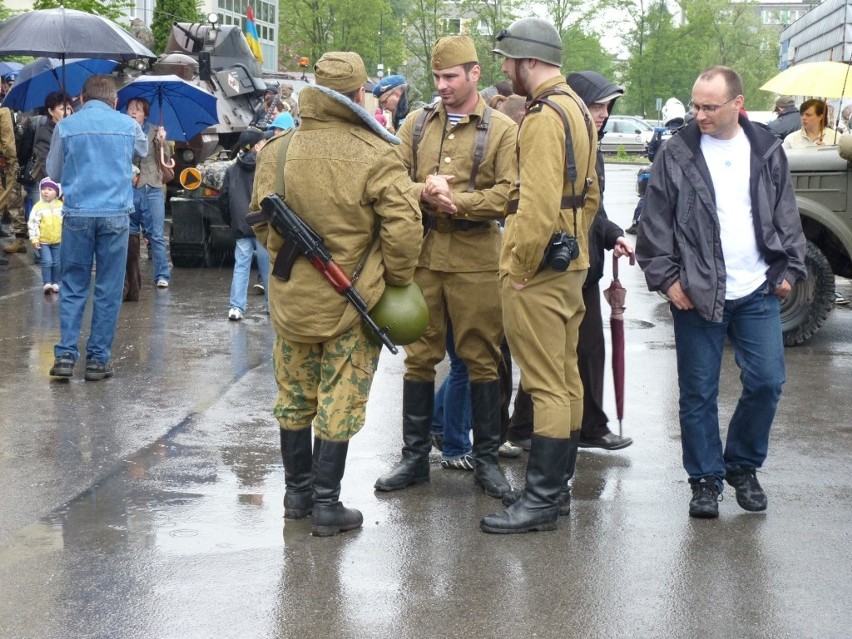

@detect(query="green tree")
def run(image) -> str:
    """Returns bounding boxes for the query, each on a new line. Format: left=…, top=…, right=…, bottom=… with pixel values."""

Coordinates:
left=678, top=0, right=779, bottom=110
left=457, top=0, right=521, bottom=89
left=399, top=0, right=445, bottom=99
left=621, top=0, right=780, bottom=117
left=562, top=23, right=613, bottom=80
left=150, top=0, right=201, bottom=54
left=33, top=0, right=136, bottom=24
left=278, top=0, right=399, bottom=76
left=0, top=0, right=13, bottom=21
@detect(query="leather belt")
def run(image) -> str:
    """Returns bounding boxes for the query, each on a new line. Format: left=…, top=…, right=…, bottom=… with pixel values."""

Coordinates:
left=423, top=214, right=492, bottom=233
left=506, top=194, right=585, bottom=214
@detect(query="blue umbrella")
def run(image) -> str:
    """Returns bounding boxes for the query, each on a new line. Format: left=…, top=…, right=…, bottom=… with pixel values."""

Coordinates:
left=117, top=74, right=219, bottom=142
left=0, top=60, right=22, bottom=77
left=3, top=57, right=117, bottom=111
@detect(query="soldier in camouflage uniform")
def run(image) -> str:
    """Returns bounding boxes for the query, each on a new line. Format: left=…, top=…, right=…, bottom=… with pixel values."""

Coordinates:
left=373, top=35, right=518, bottom=499
left=251, top=52, right=422, bottom=537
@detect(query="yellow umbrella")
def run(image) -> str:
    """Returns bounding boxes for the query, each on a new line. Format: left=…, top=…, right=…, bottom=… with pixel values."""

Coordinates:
left=760, top=61, right=852, bottom=99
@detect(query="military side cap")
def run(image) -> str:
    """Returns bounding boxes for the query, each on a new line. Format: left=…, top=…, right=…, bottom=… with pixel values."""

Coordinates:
left=373, top=74, right=406, bottom=98
left=432, top=35, right=478, bottom=70
left=314, top=52, right=368, bottom=93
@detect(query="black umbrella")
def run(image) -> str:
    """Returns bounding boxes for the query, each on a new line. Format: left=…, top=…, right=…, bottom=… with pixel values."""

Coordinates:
left=0, top=8, right=155, bottom=61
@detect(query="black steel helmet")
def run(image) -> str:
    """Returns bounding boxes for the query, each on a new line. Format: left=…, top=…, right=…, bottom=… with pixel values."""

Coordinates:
left=492, top=17, right=562, bottom=67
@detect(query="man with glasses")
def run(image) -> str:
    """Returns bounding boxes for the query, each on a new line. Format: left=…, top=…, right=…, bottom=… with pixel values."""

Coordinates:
left=636, top=66, right=806, bottom=519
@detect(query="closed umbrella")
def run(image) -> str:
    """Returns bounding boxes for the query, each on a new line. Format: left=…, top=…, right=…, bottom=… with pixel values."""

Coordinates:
left=602, top=253, right=635, bottom=435
left=117, top=74, right=219, bottom=142
left=3, top=57, right=118, bottom=111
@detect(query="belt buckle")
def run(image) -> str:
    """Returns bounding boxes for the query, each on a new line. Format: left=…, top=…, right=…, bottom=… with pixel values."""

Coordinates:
left=435, top=216, right=453, bottom=233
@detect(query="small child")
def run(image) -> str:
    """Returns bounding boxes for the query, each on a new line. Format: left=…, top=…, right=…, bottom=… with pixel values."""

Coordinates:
left=28, top=177, right=63, bottom=294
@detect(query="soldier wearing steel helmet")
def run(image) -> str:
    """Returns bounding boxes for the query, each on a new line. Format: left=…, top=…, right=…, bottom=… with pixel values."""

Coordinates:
left=483, top=17, right=600, bottom=534
left=373, top=35, right=518, bottom=500
left=250, top=51, right=423, bottom=537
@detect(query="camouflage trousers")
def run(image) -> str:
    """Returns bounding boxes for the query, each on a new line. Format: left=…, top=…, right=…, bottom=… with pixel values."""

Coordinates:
left=273, top=325, right=381, bottom=441
left=0, top=160, right=25, bottom=236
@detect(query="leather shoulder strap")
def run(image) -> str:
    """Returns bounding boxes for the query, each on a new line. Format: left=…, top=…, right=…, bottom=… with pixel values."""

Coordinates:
left=273, top=128, right=296, bottom=197
left=411, top=102, right=438, bottom=180
left=467, top=106, right=492, bottom=193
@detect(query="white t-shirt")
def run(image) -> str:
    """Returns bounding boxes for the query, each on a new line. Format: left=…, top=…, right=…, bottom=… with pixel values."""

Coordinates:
left=700, top=128, right=769, bottom=300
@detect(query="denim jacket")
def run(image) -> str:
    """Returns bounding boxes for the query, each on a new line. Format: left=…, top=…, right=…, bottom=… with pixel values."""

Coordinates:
left=46, top=100, right=148, bottom=217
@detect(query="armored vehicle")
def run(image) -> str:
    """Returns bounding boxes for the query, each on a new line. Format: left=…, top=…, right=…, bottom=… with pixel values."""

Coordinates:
left=151, top=18, right=266, bottom=267
left=781, top=137, right=852, bottom=345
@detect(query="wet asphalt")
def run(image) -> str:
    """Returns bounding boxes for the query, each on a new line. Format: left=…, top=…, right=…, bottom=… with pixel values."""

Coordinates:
left=1, top=165, right=851, bottom=639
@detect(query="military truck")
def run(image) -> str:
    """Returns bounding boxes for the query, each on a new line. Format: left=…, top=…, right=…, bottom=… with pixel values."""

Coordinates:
left=781, top=136, right=852, bottom=345
left=151, top=17, right=267, bottom=267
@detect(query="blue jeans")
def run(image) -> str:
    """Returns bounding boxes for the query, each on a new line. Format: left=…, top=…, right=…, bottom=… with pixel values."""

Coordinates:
left=39, top=243, right=61, bottom=285
left=672, top=283, right=785, bottom=489
left=431, top=323, right=472, bottom=458
left=229, top=237, right=269, bottom=313
left=56, top=215, right=129, bottom=364
left=133, top=185, right=169, bottom=283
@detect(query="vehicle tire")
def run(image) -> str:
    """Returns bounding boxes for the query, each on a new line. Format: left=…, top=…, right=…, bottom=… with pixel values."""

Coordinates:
left=780, top=240, right=834, bottom=346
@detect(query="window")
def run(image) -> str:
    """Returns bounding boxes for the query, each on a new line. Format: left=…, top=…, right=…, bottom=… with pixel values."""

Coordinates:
left=443, top=18, right=460, bottom=34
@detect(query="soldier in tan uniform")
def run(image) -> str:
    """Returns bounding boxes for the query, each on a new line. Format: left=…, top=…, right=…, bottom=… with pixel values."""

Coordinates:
left=0, top=106, right=26, bottom=256
left=251, top=52, right=422, bottom=537
left=482, top=18, right=600, bottom=534
left=374, top=35, right=518, bottom=498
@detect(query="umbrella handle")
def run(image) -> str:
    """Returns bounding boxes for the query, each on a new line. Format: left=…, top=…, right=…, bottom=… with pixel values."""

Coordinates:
left=612, top=251, right=636, bottom=279
left=159, top=139, right=175, bottom=169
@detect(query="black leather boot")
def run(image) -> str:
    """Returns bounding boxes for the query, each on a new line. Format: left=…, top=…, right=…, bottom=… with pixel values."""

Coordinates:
left=501, top=429, right=579, bottom=516
left=481, top=434, right=569, bottom=534
left=280, top=428, right=313, bottom=519
left=310, top=440, right=363, bottom=537
left=471, top=380, right=512, bottom=498
left=374, top=379, right=434, bottom=491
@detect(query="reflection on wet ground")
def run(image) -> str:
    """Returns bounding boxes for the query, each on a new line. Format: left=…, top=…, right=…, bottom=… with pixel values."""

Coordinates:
left=2, top=167, right=851, bottom=637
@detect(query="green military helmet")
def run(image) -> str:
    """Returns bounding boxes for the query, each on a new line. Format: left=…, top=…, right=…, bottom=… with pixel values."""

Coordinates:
left=492, top=17, right=563, bottom=67
left=367, top=282, right=430, bottom=346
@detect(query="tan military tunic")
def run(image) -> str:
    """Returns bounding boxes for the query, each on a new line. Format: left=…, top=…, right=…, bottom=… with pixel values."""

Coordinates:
left=253, top=88, right=423, bottom=344
left=501, top=76, right=601, bottom=438
left=396, top=96, right=517, bottom=382
left=251, top=87, right=423, bottom=440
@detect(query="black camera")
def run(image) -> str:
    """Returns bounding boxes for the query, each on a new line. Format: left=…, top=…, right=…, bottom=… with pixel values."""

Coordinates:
left=539, top=230, right=580, bottom=273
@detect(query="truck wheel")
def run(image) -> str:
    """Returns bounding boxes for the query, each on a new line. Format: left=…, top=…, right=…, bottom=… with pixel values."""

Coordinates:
left=780, top=241, right=834, bottom=346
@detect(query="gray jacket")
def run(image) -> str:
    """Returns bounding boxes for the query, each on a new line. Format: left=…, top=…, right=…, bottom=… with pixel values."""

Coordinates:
left=636, top=116, right=806, bottom=323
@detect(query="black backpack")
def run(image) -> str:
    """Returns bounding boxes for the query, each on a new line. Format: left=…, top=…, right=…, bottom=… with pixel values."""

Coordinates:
left=15, top=113, right=46, bottom=167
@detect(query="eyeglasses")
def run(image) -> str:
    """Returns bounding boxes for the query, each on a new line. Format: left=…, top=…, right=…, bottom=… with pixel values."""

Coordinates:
left=688, top=96, right=738, bottom=115
left=378, top=91, right=395, bottom=109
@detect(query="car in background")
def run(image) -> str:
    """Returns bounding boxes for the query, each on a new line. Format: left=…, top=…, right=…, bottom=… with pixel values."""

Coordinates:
left=601, top=116, right=655, bottom=153
left=747, top=111, right=776, bottom=125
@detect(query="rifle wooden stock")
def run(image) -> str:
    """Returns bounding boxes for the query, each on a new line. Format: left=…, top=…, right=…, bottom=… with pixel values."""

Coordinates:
left=258, top=194, right=398, bottom=354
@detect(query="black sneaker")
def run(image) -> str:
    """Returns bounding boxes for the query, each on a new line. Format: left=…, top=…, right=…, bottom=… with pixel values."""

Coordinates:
left=725, top=468, right=767, bottom=512
left=689, top=479, right=720, bottom=519
left=49, top=354, right=75, bottom=378
left=84, top=360, right=114, bottom=381
left=625, top=223, right=639, bottom=235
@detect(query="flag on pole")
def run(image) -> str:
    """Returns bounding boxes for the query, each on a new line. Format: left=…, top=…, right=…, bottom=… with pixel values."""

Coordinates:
left=245, top=6, right=264, bottom=64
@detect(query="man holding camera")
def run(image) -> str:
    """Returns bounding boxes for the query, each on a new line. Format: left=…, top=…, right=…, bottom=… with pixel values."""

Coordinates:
left=483, top=18, right=600, bottom=534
